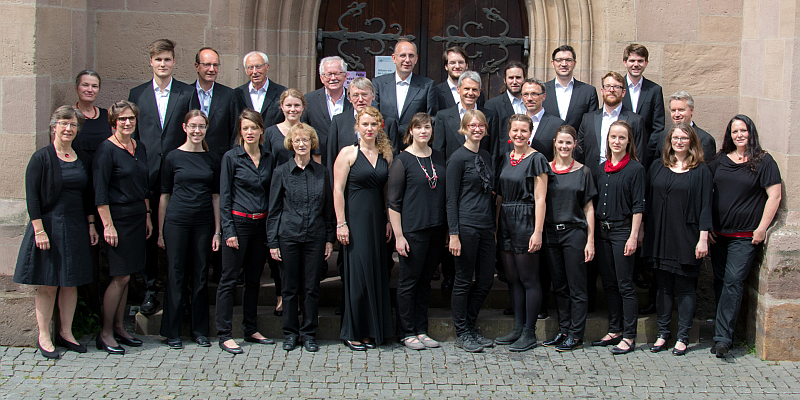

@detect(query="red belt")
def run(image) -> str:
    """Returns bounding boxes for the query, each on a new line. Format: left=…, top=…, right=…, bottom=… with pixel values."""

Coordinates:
left=232, top=210, right=266, bottom=219
left=715, top=231, right=753, bottom=238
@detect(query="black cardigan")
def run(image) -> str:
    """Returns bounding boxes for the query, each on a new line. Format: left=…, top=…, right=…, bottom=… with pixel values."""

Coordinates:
left=25, top=144, right=94, bottom=220
left=646, top=160, right=713, bottom=231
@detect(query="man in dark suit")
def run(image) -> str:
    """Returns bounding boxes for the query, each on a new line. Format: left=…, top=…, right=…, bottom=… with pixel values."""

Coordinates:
left=302, top=56, right=353, bottom=167
left=432, top=71, right=496, bottom=160
left=484, top=61, right=527, bottom=174
left=576, top=71, right=646, bottom=180
left=128, top=38, right=194, bottom=314
left=622, top=44, right=665, bottom=168
left=233, top=51, right=287, bottom=129
left=435, top=46, right=485, bottom=113
left=190, top=47, right=236, bottom=159
left=372, top=40, right=437, bottom=134
left=648, top=90, right=717, bottom=164
left=542, top=45, right=599, bottom=133
left=517, top=78, right=565, bottom=161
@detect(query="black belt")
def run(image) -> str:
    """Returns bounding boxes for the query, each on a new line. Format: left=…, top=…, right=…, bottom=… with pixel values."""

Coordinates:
left=598, top=217, right=632, bottom=230
left=548, top=222, right=585, bottom=231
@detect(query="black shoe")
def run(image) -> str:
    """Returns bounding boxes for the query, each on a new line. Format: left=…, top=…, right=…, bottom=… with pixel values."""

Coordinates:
left=555, top=337, right=584, bottom=352
left=440, top=278, right=454, bottom=291
left=495, top=325, right=523, bottom=345
left=650, top=334, right=671, bottom=353
left=139, top=296, right=159, bottom=315
left=166, top=338, right=183, bottom=349
left=672, top=339, right=688, bottom=356
left=334, top=306, right=343, bottom=316
left=37, top=340, right=60, bottom=359
left=543, top=333, right=568, bottom=347
left=244, top=335, right=274, bottom=345
left=55, top=334, right=87, bottom=353
left=537, top=311, right=549, bottom=320
left=634, top=271, right=650, bottom=289
left=591, top=335, right=623, bottom=347
left=114, top=333, right=143, bottom=347
left=503, top=307, right=514, bottom=316
left=713, top=341, right=730, bottom=358
left=95, top=335, right=125, bottom=355
left=471, top=329, right=495, bottom=348
left=194, top=336, right=211, bottom=347
left=509, top=328, right=538, bottom=352
left=362, top=339, right=377, bottom=349
left=639, top=303, right=657, bottom=315
left=274, top=308, right=283, bottom=317
left=303, top=339, right=319, bottom=352
left=342, top=340, right=366, bottom=351
left=219, top=341, right=243, bottom=355
left=455, top=333, right=483, bottom=353
left=610, top=339, right=635, bottom=355
left=283, top=337, right=297, bottom=351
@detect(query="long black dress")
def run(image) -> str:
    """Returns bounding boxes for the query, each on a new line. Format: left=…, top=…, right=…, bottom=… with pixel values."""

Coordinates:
left=339, top=148, right=393, bottom=344
left=497, top=152, right=553, bottom=253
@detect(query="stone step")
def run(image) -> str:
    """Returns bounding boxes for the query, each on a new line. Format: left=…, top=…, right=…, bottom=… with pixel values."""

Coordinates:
left=135, top=306, right=701, bottom=345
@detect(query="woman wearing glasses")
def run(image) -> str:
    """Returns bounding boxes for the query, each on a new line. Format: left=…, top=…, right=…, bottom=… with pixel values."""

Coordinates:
left=156, top=110, right=221, bottom=349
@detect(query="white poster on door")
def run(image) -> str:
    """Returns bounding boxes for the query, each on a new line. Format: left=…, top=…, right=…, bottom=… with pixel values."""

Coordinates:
left=375, top=56, right=396, bottom=77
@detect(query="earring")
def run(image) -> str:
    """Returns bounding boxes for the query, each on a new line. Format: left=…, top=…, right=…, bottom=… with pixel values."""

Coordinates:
left=508, top=139, right=512, bottom=144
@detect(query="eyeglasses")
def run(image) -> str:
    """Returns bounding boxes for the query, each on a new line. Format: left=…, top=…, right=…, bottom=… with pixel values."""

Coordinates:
left=525, top=92, right=544, bottom=97
left=553, top=58, right=575, bottom=64
left=350, top=93, right=372, bottom=100
left=292, top=138, right=311, bottom=144
left=117, top=116, right=136, bottom=123
left=57, top=121, right=78, bottom=129
left=602, top=84, right=624, bottom=91
left=468, top=123, right=486, bottom=130
left=245, top=63, right=266, bottom=72
left=198, top=63, right=220, bottom=68
left=187, top=124, right=208, bottom=131
left=671, top=137, right=690, bottom=142
left=322, top=72, right=345, bottom=79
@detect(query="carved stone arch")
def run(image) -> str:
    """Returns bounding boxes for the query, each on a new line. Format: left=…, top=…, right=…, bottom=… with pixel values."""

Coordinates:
left=524, top=0, right=594, bottom=84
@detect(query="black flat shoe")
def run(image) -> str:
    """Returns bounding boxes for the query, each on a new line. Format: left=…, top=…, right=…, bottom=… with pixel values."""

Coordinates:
left=537, top=311, right=549, bottom=320
left=37, top=340, right=60, bottom=359
left=139, top=297, right=159, bottom=315
left=342, top=340, right=366, bottom=351
left=114, top=333, right=143, bottom=347
left=555, top=337, right=583, bottom=352
left=244, top=335, right=275, bottom=345
left=672, top=339, right=688, bottom=356
left=219, top=341, right=243, bottom=355
left=591, top=335, right=623, bottom=347
left=303, top=339, right=319, bottom=352
left=95, top=335, right=125, bottom=355
left=194, top=336, right=211, bottom=347
left=610, top=339, right=635, bottom=355
left=362, top=339, right=376, bottom=349
left=166, top=338, right=183, bottom=349
left=55, top=334, right=87, bottom=353
left=283, top=337, right=297, bottom=351
left=543, top=333, right=568, bottom=347
left=650, top=334, right=671, bottom=353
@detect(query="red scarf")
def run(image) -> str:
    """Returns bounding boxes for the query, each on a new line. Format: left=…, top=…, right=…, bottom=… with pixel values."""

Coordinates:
left=604, top=154, right=630, bottom=173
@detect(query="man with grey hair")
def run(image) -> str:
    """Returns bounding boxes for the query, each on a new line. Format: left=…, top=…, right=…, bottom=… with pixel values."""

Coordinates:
left=433, top=71, right=497, bottom=160
left=302, top=56, right=353, bottom=167
left=647, top=90, right=717, bottom=163
left=233, top=51, right=287, bottom=128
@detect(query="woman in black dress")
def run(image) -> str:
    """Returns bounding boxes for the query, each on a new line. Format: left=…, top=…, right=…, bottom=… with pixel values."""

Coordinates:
left=268, top=123, right=334, bottom=352
left=494, top=114, right=552, bottom=352
left=591, top=120, right=645, bottom=355
left=93, top=100, right=151, bottom=355
left=388, top=112, right=446, bottom=351
left=334, top=106, right=394, bottom=351
left=447, top=109, right=495, bottom=353
left=708, top=115, right=781, bottom=357
left=644, top=122, right=712, bottom=356
left=14, top=106, right=99, bottom=359
left=216, top=109, right=275, bottom=354
left=71, top=70, right=112, bottom=161
left=541, top=125, right=596, bottom=352
left=156, top=110, right=221, bottom=349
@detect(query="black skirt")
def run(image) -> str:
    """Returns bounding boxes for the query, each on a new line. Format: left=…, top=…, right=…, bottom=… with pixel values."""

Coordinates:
left=102, top=202, right=147, bottom=276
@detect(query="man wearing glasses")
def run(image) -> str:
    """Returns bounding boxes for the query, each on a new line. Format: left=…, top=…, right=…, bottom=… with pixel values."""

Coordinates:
left=302, top=56, right=353, bottom=167
left=542, top=45, right=599, bottom=132
left=433, top=71, right=497, bottom=161
left=191, top=47, right=236, bottom=159
left=233, top=51, right=287, bottom=129
left=435, top=46, right=486, bottom=112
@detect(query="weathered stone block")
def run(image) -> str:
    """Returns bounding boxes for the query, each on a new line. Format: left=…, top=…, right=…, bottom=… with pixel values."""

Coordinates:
left=757, top=98, right=789, bottom=153
left=700, top=0, right=744, bottom=16
left=742, top=0, right=759, bottom=40
left=662, top=44, right=740, bottom=96
left=0, top=133, right=36, bottom=200
left=635, top=0, right=698, bottom=42
left=125, top=0, right=209, bottom=14
left=759, top=0, right=781, bottom=39
left=1, top=76, right=37, bottom=134
left=0, top=4, right=35, bottom=76
left=691, top=95, right=738, bottom=140
left=759, top=226, right=800, bottom=299
left=763, top=39, right=786, bottom=101
left=698, top=16, right=742, bottom=43
left=87, top=0, right=125, bottom=11
left=756, top=301, right=800, bottom=361
left=34, top=6, right=74, bottom=81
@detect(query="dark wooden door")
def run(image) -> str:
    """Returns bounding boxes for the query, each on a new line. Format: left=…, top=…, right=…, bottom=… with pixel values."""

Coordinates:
left=316, top=0, right=528, bottom=98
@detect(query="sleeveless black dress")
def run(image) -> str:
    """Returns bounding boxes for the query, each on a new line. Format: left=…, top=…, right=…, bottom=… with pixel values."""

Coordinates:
left=339, top=148, right=393, bottom=344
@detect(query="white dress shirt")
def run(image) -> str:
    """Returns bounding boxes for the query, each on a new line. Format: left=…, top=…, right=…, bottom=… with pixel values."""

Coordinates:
left=395, top=72, right=412, bottom=118
left=196, top=81, right=214, bottom=116
left=458, top=103, right=469, bottom=121
left=325, top=89, right=345, bottom=120
left=527, top=108, right=545, bottom=146
left=626, top=75, right=642, bottom=113
left=507, top=91, right=526, bottom=115
left=249, top=81, right=269, bottom=112
left=153, top=78, right=173, bottom=129
left=600, top=103, right=622, bottom=163
left=448, top=79, right=460, bottom=106
left=554, top=77, right=575, bottom=121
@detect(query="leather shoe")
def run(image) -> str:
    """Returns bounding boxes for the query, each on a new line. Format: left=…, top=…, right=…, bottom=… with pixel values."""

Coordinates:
left=37, top=340, right=60, bottom=359
left=650, top=334, right=671, bottom=353
left=95, top=335, right=125, bottom=355
left=555, top=337, right=584, bottom=352
left=639, top=303, right=657, bottom=315
left=283, top=337, right=297, bottom=351
left=362, top=339, right=377, bottom=349
left=672, top=339, right=688, bottom=356
left=166, top=338, right=183, bottom=349
left=219, top=341, right=243, bottom=355
left=114, top=333, right=143, bottom=347
left=537, top=311, right=549, bottom=320
left=543, top=333, right=568, bottom=347
left=303, top=339, right=319, bottom=352
left=591, top=335, right=622, bottom=347
left=244, top=335, right=275, bottom=345
left=713, top=341, right=730, bottom=358
left=194, top=336, right=211, bottom=347
left=610, top=339, right=635, bottom=355
left=55, top=334, right=87, bottom=353
left=342, top=339, right=366, bottom=351
left=139, top=296, right=159, bottom=315
left=503, top=307, right=514, bottom=316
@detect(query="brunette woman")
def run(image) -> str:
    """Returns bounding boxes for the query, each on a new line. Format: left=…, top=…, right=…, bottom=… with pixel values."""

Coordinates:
left=72, top=70, right=112, bottom=160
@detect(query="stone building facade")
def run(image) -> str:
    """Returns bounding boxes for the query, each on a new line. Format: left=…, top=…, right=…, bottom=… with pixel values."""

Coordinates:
left=0, top=0, right=797, bottom=360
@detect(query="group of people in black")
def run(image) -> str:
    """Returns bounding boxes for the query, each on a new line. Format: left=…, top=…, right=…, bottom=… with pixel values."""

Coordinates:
left=15, top=38, right=782, bottom=360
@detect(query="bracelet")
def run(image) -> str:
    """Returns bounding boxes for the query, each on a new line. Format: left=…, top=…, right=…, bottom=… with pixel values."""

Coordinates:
left=146, top=210, right=152, bottom=214
left=88, top=221, right=95, bottom=224
left=336, top=222, right=347, bottom=228
left=214, top=233, right=222, bottom=236
left=34, top=230, right=45, bottom=235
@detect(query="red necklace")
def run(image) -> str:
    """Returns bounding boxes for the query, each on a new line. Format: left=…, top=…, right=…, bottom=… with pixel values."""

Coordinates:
left=114, top=133, right=136, bottom=156
left=509, top=151, right=528, bottom=166
left=76, top=103, right=97, bottom=119
left=551, top=159, right=574, bottom=174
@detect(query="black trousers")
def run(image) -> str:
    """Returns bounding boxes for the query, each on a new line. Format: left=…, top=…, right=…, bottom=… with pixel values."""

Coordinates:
left=451, top=225, right=495, bottom=336
left=710, top=236, right=758, bottom=347
left=279, top=238, right=324, bottom=341
left=396, top=225, right=446, bottom=339
left=655, top=269, right=697, bottom=341
left=215, top=217, right=267, bottom=342
left=142, top=190, right=162, bottom=298
left=160, top=221, right=213, bottom=339
left=544, top=226, right=589, bottom=340
left=597, top=223, right=638, bottom=339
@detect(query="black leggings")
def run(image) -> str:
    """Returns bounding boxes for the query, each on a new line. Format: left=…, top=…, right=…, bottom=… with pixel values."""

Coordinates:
left=501, top=251, right=542, bottom=330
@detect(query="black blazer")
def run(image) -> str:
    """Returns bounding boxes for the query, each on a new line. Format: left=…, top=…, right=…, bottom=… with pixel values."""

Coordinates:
left=434, top=80, right=485, bottom=114
left=622, top=76, right=665, bottom=144
left=372, top=73, right=438, bottom=133
left=648, top=123, right=717, bottom=164
left=300, top=87, right=353, bottom=166
left=542, top=78, right=599, bottom=132
left=190, top=81, right=236, bottom=159
left=576, top=108, right=646, bottom=179
left=128, top=78, right=194, bottom=187
left=432, top=105, right=495, bottom=161
left=325, top=111, right=401, bottom=177
left=25, top=145, right=94, bottom=220
left=233, top=79, right=287, bottom=129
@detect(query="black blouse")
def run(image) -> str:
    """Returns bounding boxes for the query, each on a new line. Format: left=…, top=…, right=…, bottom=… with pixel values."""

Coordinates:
left=595, top=159, right=646, bottom=221
left=161, top=150, right=220, bottom=226
left=264, top=125, right=321, bottom=168
left=93, top=139, right=149, bottom=207
left=73, top=108, right=112, bottom=157
left=25, top=145, right=95, bottom=220
left=446, top=146, right=494, bottom=234
left=388, top=150, right=447, bottom=233
left=546, top=165, right=597, bottom=226
left=496, top=151, right=553, bottom=203
left=709, top=153, right=781, bottom=233
left=267, top=159, right=334, bottom=247
left=220, top=144, right=274, bottom=239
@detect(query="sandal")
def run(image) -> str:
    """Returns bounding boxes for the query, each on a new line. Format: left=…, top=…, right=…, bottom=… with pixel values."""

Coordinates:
left=417, top=334, right=440, bottom=348
left=403, top=336, right=426, bottom=350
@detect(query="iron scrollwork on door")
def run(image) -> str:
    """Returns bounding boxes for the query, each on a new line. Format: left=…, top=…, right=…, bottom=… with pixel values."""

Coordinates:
left=432, top=7, right=529, bottom=74
left=317, top=2, right=415, bottom=70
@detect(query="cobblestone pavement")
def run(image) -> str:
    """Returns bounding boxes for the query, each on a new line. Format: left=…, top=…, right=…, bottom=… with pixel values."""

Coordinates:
left=2, top=338, right=800, bottom=399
